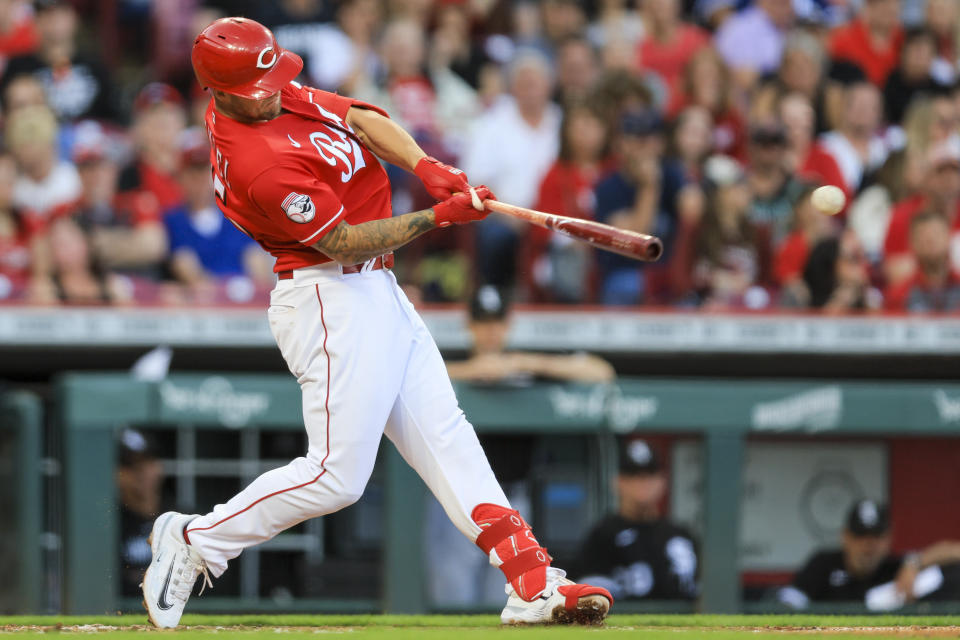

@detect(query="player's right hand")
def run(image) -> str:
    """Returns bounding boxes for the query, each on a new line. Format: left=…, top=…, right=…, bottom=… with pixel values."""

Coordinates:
left=433, top=186, right=496, bottom=227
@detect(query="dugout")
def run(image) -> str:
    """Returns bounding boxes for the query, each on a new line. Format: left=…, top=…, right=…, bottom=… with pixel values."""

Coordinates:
left=50, top=372, right=960, bottom=615
left=0, top=389, right=43, bottom=614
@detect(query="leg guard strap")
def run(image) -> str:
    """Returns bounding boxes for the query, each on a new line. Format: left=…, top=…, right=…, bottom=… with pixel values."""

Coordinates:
left=499, top=546, right=550, bottom=583
left=475, top=510, right=526, bottom=554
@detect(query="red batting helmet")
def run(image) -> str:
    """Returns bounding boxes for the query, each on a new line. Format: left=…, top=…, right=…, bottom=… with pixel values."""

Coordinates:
left=192, top=17, right=303, bottom=100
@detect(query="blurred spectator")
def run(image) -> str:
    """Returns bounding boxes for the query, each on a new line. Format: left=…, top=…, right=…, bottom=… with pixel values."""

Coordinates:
left=553, top=35, right=600, bottom=106
left=819, top=82, right=888, bottom=194
left=572, top=439, right=698, bottom=601
left=594, top=108, right=688, bottom=305
left=780, top=93, right=846, bottom=196
left=446, top=285, right=615, bottom=383
left=850, top=93, right=959, bottom=261
left=119, top=83, right=187, bottom=221
left=164, top=131, right=273, bottom=297
left=752, top=31, right=827, bottom=130
left=886, top=210, right=960, bottom=312
left=252, top=0, right=332, bottom=30
left=883, top=28, right=943, bottom=125
left=592, top=68, right=654, bottom=125
left=803, top=229, right=881, bottom=313
left=116, top=429, right=165, bottom=597
left=745, top=121, right=808, bottom=244
left=714, top=0, right=794, bottom=87
left=671, top=105, right=713, bottom=181
left=0, top=0, right=37, bottom=71
left=32, top=215, right=123, bottom=303
left=0, top=151, right=33, bottom=299
left=530, top=101, right=609, bottom=302
left=587, top=0, right=644, bottom=51
left=677, top=47, right=745, bottom=159
left=270, top=0, right=373, bottom=93
left=780, top=500, right=960, bottom=610
left=673, top=154, right=771, bottom=308
left=0, top=0, right=117, bottom=121
left=775, top=186, right=835, bottom=307
left=925, top=0, right=958, bottom=81
left=828, top=0, right=903, bottom=87
left=70, top=120, right=166, bottom=279
left=637, top=0, right=709, bottom=111
left=431, top=1, right=490, bottom=90
left=2, top=70, right=44, bottom=111
left=540, top=0, right=586, bottom=47
left=462, top=50, right=560, bottom=286
left=353, top=19, right=477, bottom=160
left=883, top=138, right=960, bottom=286
left=7, top=104, right=80, bottom=219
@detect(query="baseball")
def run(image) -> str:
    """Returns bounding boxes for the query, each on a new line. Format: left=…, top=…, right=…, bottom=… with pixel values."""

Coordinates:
left=811, top=185, right=846, bottom=215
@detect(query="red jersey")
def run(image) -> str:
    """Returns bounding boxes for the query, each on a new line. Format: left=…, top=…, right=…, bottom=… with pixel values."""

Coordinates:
left=884, top=194, right=960, bottom=258
left=773, top=231, right=810, bottom=285
left=204, top=81, right=392, bottom=272
left=829, top=19, right=903, bottom=87
left=637, top=25, right=709, bottom=111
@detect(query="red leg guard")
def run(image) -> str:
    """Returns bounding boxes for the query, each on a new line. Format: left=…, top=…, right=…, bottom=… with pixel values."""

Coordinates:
left=472, top=503, right=550, bottom=602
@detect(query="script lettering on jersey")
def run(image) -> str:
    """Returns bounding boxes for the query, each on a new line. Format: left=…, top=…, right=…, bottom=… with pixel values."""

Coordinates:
left=305, top=94, right=366, bottom=183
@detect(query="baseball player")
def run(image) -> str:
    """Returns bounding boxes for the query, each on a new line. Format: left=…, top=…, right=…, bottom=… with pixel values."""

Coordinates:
left=141, top=17, right=612, bottom=628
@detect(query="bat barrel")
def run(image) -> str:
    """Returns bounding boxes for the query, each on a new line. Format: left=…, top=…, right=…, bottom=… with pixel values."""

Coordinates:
left=484, top=199, right=664, bottom=263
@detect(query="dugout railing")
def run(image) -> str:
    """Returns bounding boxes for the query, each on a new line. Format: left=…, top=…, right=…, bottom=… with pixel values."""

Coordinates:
left=0, top=390, right=44, bottom=614
left=54, top=373, right=960, bottom=615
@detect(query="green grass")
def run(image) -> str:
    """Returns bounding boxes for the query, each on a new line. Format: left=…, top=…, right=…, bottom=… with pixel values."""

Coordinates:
left=2, top=614, right=959, bottom=638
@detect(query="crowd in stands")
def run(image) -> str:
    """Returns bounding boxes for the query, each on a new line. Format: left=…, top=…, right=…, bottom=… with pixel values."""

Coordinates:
left=1, top=0, right=960, bottom=312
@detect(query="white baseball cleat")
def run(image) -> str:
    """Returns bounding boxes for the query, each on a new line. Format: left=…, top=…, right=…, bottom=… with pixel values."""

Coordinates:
left=500, top=567, right=613, bottom=625
left=141, top=511, right=211, bottom=629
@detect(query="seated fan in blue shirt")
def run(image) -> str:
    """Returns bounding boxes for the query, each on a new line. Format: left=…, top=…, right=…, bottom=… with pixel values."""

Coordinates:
left=163, top=130, right=274, bottom=298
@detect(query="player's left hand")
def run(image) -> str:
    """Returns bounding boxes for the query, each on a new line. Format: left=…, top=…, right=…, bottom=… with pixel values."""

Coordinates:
left=415, top=156, right=471, bottom=200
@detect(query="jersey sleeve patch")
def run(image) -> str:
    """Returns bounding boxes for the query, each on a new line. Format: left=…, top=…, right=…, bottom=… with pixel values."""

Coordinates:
left=282, top=192, right=316, bottom=223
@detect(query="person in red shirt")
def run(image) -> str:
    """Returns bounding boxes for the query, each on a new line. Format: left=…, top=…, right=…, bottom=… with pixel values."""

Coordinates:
left=70, top=120, right=168, bottom=280
left=140, top=17, right=612, bottom=630
left=885, top=210, right=960, bottom=312
left=774, top=186, right=836, bottom=306
left=676, top=47, right=746, bottom=161
left=530, top=102, right=610, bottom=302
left=883, top=140, right=960, bottom=286
left=637, top=0, right=709, bottom=110
left=780, top=93, right=848, bottom=205
left=0, top=0, right=37, bottom=68
left=118, top=83, right=188, bottom=220
left=829, top=0, right=904, bottom=87
left=0, top=151, right=34, bottom=299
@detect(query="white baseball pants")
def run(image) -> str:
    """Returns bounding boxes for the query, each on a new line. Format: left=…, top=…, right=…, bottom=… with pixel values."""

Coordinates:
left=185, top=263, right=510, bottom=576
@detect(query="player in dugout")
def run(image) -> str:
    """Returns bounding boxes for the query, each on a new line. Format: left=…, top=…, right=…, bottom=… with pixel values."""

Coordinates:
left=141, top=17, right=613, bottom=628
left=446, top=285, right=616, bottom=384
left=571, top=439, right=699, bottom=601
left=779, top=499, right=960, bottom=610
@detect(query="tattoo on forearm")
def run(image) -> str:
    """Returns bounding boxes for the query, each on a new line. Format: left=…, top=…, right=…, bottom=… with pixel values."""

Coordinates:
left=314, top=209, right=436, bottom=264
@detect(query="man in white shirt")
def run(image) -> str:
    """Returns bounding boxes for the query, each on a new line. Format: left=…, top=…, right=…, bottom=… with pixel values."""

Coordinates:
left=8, top=104, right=81, bottom=219
left=461, top=50, right=562, bottom=285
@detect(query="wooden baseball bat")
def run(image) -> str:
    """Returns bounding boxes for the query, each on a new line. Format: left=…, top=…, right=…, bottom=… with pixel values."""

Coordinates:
left=483, top=199, right=663, bottom=262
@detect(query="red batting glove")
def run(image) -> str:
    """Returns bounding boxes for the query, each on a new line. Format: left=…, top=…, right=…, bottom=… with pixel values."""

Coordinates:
left=415, top=156, right=470, bottom=200
left=433, top=186, right=496, bottom=227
